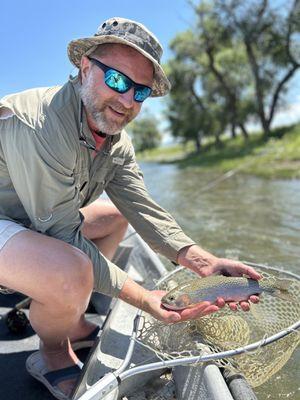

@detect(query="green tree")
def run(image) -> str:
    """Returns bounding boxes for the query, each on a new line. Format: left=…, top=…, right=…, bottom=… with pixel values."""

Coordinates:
left=167, top=4, right=255, bottom=148
left=166, top=56, right=228, bottom=151
left=194, top=2, right=254, bottom=139
left=209, top=0, right=300, bottom=137
left=128, top=115, right=162, bottom=152
left=167, top=0, right=300, bottom=143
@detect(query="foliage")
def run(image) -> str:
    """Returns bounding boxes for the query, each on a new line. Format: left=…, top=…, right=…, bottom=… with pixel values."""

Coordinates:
left=166, top=0, right=300, bottom=146
left=138, top=123, right=300, bottom=179
left=128, top=115, right=162, bottom=152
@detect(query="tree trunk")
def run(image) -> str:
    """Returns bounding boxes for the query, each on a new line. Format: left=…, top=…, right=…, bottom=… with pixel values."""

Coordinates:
left=262, top=119, right=271, bottom=139
left=214, top=133, right=222, bottom=148
left=231, top=122, right=237, bottom=138
left=243, top=39, right=270, bottom=138
left=239, top=123, right=249, bottom=139
left=195, top=132, right=202, bottom=153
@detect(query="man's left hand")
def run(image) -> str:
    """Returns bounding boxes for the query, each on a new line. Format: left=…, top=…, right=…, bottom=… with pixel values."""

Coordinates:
left=177, top=245, right=261, bottom=312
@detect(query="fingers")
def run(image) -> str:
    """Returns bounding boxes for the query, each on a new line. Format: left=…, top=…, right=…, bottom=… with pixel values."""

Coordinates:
left=216, top=297, right=226, bottom=308
left=179, top=302, right=219, bottom=321
left=228, top=263, right=262, bottom=279
left=242, top=264, right=262, bottom=280
left=239, top=301, right=250, bottom=311
left=213, top=259, right=262, bottom=280
left=227, top=297, right=259, bottom=311
left=249, top=295, right=260, bottom=303
left=157, top=307, right=181, bottom=323
left=227, top=301, right=249, bottom=311
left=228, top=302, right=238, bottom=311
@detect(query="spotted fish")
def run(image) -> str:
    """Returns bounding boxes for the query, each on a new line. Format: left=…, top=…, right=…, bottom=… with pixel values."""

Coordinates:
left=161, top=275, right=293, bottom=310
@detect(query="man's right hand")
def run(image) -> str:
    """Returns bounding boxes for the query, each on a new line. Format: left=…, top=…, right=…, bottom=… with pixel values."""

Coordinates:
left=118, top=277, right=221, bottom=324
left=141, top=290, right=221, bottom=323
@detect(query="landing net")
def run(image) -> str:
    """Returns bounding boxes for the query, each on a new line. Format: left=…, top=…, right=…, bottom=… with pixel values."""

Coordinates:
left=137, top=264, right=300, bottom=387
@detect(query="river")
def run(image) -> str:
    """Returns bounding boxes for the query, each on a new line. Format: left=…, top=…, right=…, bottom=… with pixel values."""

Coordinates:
left=139, top=161, right=300, bottom=400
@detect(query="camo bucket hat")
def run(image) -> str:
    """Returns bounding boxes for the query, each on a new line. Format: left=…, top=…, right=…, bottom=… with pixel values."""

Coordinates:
left=68, top=17, right=171, bottom=97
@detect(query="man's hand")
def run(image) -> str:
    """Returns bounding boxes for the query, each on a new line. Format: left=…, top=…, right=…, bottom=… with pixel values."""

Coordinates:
left=141, top=290, right=220, bottom=324
left=177, top=245, right=261, bottom=311
left=119, top=278, right=220, bottom=323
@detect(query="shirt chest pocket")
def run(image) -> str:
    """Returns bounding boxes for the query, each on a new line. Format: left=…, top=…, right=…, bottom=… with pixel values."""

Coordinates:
left=74, top=170, right=89, bottom=206
left=83, top=167, right=113, bottom=206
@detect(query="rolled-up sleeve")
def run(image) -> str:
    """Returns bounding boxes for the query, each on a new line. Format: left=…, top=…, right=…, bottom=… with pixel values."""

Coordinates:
left=106, top=144, right=195, bottom=262
left=0, top=115, right=127, bottom=297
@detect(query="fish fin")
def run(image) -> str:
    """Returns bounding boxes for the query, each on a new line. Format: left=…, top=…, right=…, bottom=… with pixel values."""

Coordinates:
left=275, top=278, right=292, bottom=291
left=271, top=289, right=294, bottom=302
left=271, top=278, right=294, bottom=302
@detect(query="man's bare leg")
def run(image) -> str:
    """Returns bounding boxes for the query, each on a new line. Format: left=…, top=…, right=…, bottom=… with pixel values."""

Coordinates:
left=67, top=199, right=128, bottom=343
left=81, top=198, right=128, bottom=260
left=0, top=230, right=94, bottom=395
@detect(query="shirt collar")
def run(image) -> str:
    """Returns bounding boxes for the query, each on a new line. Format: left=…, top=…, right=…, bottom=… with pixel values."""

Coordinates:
left=70, top=75, right=121, bottom=154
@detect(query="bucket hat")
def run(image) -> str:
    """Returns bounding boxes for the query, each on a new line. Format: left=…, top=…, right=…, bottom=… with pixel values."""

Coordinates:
left=68, top=17, right=171, bottom=97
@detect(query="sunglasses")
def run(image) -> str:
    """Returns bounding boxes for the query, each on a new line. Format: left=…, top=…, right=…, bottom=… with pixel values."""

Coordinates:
left=88, top=57, right=153, bottom=102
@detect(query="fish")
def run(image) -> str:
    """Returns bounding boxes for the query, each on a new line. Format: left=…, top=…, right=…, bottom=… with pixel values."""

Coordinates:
left=161, top=275, right=294, bottom=310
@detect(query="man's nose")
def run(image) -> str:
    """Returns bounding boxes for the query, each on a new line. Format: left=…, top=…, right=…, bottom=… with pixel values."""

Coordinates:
left=118, top=88, right=135, bottom=108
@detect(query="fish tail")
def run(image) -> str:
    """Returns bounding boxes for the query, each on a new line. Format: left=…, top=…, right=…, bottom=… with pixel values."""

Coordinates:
left=268, top=278, right=294, bottom=302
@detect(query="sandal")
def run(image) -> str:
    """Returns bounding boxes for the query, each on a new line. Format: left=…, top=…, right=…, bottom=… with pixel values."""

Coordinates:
left=26, top=351, right=82, bottom=400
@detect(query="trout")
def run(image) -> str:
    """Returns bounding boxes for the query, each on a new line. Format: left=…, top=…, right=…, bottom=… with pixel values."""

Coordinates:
left=161, top=275, right=293, bottom=310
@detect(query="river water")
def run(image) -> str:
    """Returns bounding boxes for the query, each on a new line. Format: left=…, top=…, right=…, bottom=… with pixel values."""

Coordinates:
left=139, top=161, right=300, bottom=400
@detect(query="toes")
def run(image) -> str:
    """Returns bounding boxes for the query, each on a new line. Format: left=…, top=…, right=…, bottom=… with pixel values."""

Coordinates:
left=249, top=295, right=260, bottom=303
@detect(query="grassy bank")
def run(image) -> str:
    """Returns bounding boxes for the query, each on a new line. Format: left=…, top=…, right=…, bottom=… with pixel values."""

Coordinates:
left=137, top=124, right=300, bottom=179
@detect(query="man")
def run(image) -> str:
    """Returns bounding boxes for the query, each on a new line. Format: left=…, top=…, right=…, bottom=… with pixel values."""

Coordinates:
left=0, top=17, right=260, bottom=399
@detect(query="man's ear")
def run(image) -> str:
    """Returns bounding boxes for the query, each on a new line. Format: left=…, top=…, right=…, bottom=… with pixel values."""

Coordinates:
left=80, top=56, right=91, bottom=83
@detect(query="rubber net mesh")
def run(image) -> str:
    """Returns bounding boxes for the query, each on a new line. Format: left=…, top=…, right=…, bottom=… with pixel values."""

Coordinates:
left=137, top=267, right=300, bottom=388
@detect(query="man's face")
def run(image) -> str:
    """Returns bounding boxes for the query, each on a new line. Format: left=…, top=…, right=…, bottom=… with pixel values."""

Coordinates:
left=80, top=45, right=154, bottom=135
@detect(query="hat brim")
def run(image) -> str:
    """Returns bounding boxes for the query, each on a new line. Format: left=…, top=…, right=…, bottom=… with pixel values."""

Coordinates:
left=67, top=35, right=171, bottom=97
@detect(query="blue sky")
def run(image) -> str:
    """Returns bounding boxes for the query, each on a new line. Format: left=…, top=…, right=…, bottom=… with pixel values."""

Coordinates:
left=0, top=0, right=194, bottom=96
left=1, top=0, right=299, bottom=131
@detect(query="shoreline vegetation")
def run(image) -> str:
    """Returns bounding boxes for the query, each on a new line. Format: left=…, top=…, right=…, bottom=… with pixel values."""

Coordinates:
left=137, top=124, right=300, bottom=180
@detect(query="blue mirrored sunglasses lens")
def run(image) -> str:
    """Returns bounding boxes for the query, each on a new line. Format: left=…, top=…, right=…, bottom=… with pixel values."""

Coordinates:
left=105, top=68, right=152, bottom=102
left=105, top=70, right=130, bottom=93
left=134, top=86, right=152, bottom=102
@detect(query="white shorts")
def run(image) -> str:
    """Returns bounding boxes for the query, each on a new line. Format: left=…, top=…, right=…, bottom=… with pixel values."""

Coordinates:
left=0, top=220, right=28, bottom=294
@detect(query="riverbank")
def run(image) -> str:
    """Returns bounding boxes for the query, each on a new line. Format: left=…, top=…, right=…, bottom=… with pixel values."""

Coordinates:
left=137, top=124, right=300, bottom=179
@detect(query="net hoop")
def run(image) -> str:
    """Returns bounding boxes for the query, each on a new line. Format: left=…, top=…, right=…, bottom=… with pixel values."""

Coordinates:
left=84, top=261, right=299, bottom=395
left=135, top=261, right=300, bottom=367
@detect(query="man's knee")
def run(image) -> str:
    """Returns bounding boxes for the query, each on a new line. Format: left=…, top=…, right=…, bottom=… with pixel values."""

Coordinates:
left=115, top=212, right=128, bottom=231
left=51, top=248, right=93, bottom=312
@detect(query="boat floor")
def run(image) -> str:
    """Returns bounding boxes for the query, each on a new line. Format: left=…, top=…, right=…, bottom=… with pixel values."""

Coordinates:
left=0, top=292, right=105, bottom=400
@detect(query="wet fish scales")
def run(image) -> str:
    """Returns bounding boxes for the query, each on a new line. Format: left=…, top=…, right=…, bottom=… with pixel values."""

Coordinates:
left=161, top=275, right=293, bottom=310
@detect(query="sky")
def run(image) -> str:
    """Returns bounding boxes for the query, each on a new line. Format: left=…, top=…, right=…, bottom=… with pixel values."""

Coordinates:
left=1, top=0, right=299, bottom=134
left=0, top=0, right=194, bottom=95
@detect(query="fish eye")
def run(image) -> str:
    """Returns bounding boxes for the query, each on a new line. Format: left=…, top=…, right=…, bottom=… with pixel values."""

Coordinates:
left=168, top=296, right=175, bottom=301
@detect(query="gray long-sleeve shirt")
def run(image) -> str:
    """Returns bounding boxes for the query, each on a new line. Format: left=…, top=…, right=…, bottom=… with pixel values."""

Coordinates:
left=0, top=76, right=195, bottom=297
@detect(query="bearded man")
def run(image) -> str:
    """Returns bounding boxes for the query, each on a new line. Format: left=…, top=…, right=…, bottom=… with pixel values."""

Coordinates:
left=0, top=17, right=260, bottom=399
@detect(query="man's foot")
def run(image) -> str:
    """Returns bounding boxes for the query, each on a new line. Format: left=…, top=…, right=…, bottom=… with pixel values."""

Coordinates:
left=26, top=346, right=82, bottom=399
left=71, top=325, right=100, bottom=350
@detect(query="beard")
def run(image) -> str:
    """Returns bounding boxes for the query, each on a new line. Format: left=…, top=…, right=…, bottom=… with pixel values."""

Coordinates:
left=79, top=74, right=135, bottom=135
